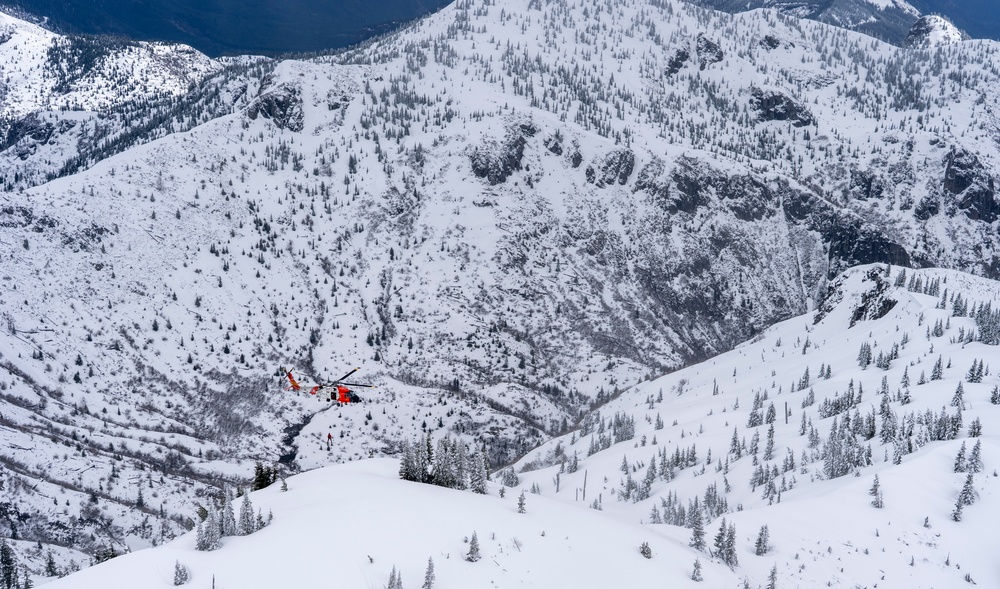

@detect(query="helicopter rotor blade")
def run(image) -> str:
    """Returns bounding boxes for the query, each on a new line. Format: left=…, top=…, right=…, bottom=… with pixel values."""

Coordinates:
left=339, top=382, right=376, bottom=388
left=336, top=367, right=361, bottom=382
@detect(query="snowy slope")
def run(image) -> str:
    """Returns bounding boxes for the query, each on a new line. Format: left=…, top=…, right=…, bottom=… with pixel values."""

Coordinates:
left=686, top=0, right=922, bottom=44
left=0, top=11, right=217, bottom=123
left=3, top=0, right=1000, bottom=574
left=511, top=264, right=1000, bottom=588
left=34, top=265, right=1000, bottom=589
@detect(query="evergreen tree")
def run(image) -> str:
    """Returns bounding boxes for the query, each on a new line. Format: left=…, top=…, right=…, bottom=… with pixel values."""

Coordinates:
left=251, top=463, right=275, bottom=490
left=238, top=491, right=256, bottom=535
left=953, top=442, right=967, bottom=473
left=386, top=565, right=402, bottom=589
left=968, top=440, right=983, bottom=473
left=959, top=473, right=977, bottom=506
left=931, top=356, right=944, bottom=380
left=517, top=491, right=526, bottom=513
left=689, top=498, right=706, bottom=551
left=691, top=558, right=703, bottom=582
left=173, top=561, right=189, bottom=586
left=414, top=438, right=431, bottom=484
left=724, top=523, right=739, bottom=567
left=469, top=449, right=489, bottom=494
left=754, top=524, right=770, bottom=556
left=421, top=557, right=435, bottom=589
left=713, top=518, right=728, bottom=558
left=639, top=541, right=652, bottom=559
left=44, top=551, right=58, bottom=577
left=763, top=424, right=775, bottom=461
left=195, top=519, right=208, bottom=551
left=399, top=439, right=416, bottom=481
left=950, top=382, right=965, bottom=408
left=199, top=507, right=221, bottom=551
left=869, top=475, right=884, bottom=508
left=0, top=540, right=17, bottom=589
left=951, top=496, right=964, bottom=522
left=219, top=491, right=237, bottom=537
left=766, top=564, right=778, bottom=589
left=466, top=532, right=481, bottom=562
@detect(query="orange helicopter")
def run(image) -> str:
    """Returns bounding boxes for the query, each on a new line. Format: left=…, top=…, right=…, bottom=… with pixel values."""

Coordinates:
left=283, top=367, right=375, bottom=403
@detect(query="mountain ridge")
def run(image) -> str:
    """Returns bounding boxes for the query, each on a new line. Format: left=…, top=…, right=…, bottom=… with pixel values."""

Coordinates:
left=1, top=0, right=1000, bottom=577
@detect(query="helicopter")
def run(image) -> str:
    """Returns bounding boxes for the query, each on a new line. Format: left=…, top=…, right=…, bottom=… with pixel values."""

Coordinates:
left=283, top=367, right=375, bottom=404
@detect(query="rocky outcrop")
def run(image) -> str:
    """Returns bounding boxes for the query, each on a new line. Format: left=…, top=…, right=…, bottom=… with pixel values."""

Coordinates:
left=245, top=84, right=305, bottom=132
left=849, top=169, right=885, bottom=201
left=696, top=34, right=723, bottom=70
left=904, top=15, right=964, bottom=49
left=943, top=148, right=999, bottom=223
left=644, top=157, right=777, bottom=221
left=470, top=122, right=538, bottom=185
left=666, top=48, right=689, bottom=75
left=0, top=113, right=77, bottom=160
left=586, top=149, right=635, bottom=187
left=750, top=87, right=815, bottom=127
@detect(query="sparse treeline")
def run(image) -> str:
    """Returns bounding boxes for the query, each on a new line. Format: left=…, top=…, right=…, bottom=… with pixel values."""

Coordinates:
left=195, top=489, right=270, bottom=551
left=398, top=434, right=489, bottom=494
left=579, top=410, right=636, bottom=456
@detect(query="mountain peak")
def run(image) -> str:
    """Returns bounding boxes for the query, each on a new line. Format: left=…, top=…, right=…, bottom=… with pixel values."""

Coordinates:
left=904, top=14, right=965, bottom=48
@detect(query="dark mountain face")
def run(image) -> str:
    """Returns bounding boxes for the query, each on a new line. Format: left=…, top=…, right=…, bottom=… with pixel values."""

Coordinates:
left=2, top=0, right=452, bottom=55
left=685, top=0, right=920, bottom=44
left=905, top=0, right=1000, bottom=40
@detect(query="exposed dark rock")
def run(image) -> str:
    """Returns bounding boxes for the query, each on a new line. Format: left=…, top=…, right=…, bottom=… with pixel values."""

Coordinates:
left=543, top=131, right=564, bottom=156
left=717, top=175, right=777, bottom=221
left=651, top=157, right=776, bottom=220
left=470, top=124, right=532, bottom=185
left=666, top=48, right=689, bottom=76
left=695, top=34, right=723, bottom=70
left=585, top=149, right=635, bottom=187
left=244, top=84, right=305, bottom=132
left=749, top=87, right=815, bottom=127
left=634, top=157, right=670, bottom=203
left=1, top=114, right=77, bottom=159
left=760, top=35, right=780, bottom=50
left=820, top=214, right=915, bottom=277
left=913, top=195, right=939, bottom=220
left=849, top=169, right=885, bottom=201
left=943, top=148, right=999, bottom=223
left=848, top=268, right=897, bottom=327
left=944, top=148, right=981, bottom=194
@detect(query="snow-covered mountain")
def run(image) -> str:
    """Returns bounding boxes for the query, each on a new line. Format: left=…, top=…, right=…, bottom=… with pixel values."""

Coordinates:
left=2, top=0, right=1000, bottom=575
left=685, top=0, right=922, bottom=44
left=906, top=0, right=999, bottom=42
left=35, top=265, right=1000, bottom=588
left=903, top=14, right=966, bottom=48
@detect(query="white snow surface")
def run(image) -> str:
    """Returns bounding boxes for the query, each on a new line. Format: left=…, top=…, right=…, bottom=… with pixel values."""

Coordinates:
left=2, top=0, right=1000, bottom=583
left=39, top=265, right=1000, bottom=588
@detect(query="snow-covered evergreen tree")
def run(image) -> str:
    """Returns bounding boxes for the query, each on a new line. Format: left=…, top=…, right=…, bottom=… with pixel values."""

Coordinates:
left=766, top=564, right=778, bottom=589
left=754, top=524, right=770, bottom=556
left=219, top=490, right=237, bottom=537
left=689, top=498, right=706, bottom=551
left=421, top=557, right=435, bottom=589
left=386, top=565, right=403, bottom=589
left=173, top=561, right=189, bottom=586
left=691, top=557, right=703, bottom=581
left=238, top=491, right=256, bottom=535
left=466, top=532, right=481, bottom=562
